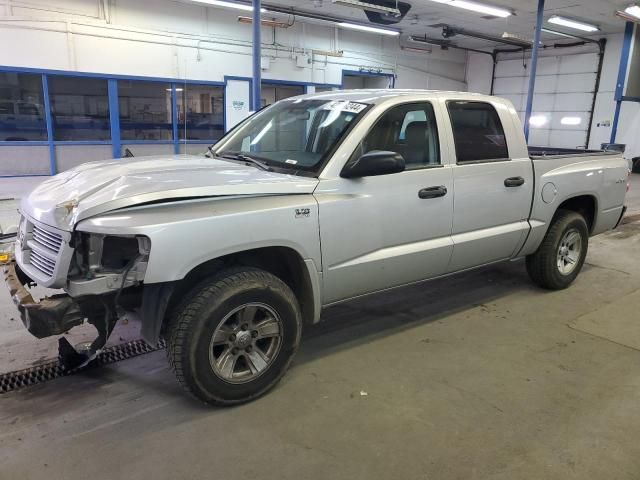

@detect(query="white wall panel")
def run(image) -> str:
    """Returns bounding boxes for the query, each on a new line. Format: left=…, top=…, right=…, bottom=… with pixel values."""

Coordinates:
left=554, top=92, right=593, bottom=111
left=55, top=145, right=112, bottom=172
left=0, top=147, right=50, bottom=176
left=465, top=52, right=493, bottom=95
left=549, top=130, right=587, bottom=149
left=558, top=53, right=599, bottom=74
left=556, top=73, right=597, bottom=93
left=121, top=144, right=174, bottom=157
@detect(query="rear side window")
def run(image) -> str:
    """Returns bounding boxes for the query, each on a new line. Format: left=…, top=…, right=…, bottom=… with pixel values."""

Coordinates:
left=447, top=101, right=508, bottom=163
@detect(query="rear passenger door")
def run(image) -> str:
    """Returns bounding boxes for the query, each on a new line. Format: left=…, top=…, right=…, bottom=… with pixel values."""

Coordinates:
left=445, top=99, right=533, bottom=272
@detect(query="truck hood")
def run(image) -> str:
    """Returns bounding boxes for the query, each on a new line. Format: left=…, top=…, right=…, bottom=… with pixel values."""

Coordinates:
left=21, top=155, right=319, bottom=231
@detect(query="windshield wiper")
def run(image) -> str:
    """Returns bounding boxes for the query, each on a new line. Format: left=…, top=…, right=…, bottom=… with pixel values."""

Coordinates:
left=218, top=152, right=273, bottom=171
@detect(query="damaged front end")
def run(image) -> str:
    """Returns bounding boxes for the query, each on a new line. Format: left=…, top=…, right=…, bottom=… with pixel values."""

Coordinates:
left=4, top=219, right=151, bottom=370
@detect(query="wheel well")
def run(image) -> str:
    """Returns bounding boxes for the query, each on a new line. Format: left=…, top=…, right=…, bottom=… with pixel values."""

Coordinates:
left=556, top=195, right=596, bottom=233
left=166, top=247, right=316, bottom=329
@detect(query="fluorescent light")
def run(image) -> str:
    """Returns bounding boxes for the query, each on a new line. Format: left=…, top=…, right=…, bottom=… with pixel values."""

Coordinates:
left=190, top=0, right=266, bottom=13
left=541, top=27, right=576, bottom=39
left=427, top=0, right=511, bottom=18
left=337, top=22, right=400, bottom=36
left=332, top=0, right=401, bottom=15
left=625, top=5, right=640, bottom=19
left=561, top=116, right=582, bottom=125
left=166, top=88, right=184, bottom=92
left=529, top=115, right=548, bottom=127
left=548, top=15, right=599, bottom=32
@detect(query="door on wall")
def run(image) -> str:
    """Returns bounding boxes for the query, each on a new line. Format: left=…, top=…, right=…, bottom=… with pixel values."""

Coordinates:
left=261, top=84, right=304, bottom=107
left=342, top=73, right=393, bottom=89
left=492, top=52, right=599, bottom=149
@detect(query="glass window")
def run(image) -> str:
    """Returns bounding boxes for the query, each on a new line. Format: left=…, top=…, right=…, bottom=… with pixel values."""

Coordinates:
left=261, top=84, right=304, bottom=107
left=177, top=85, right=224, bottom=141
left=447, top=101, right=508, bottom=163
left=49, top=76, right=110, bottom=141
left=214, top=99, right=367, bottom=172
left=354, top=102, right=440, bottom=169
left=315, top=86, right=337, bottom=93
left=0, top=72, right=47, bottom=141
left=118, top=80, right=172, bottom=141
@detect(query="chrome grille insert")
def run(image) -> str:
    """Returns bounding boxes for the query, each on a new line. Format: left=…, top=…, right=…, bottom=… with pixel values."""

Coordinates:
left=29, top=249, right=56, bottom=276
left=32, top=224, right=63, bottom=253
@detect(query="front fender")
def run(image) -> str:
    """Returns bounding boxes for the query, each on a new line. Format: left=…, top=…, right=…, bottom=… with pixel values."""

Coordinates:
left=75, top=195, right=322, bottom=284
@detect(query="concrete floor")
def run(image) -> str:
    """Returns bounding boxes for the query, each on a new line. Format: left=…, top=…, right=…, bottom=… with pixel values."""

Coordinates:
left=0, top=175, right=639, bottom=480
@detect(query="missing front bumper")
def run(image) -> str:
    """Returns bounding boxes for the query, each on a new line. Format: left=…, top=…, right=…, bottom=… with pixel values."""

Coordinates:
left=3, top=262, right=86, bottom=338
left=3, top=261, right=121, bottom=370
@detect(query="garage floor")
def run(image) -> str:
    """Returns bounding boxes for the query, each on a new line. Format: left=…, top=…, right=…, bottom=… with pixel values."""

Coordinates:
left=1, top=177, right=639, bottom=480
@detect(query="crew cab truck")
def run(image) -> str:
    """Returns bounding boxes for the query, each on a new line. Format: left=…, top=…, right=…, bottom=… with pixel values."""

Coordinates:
left=3, top=90, right=628, bottom=405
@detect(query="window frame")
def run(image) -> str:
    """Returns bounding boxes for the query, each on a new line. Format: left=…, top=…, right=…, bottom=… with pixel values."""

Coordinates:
left=0, top=66, right=341, bottom=177
left=445, top=100, right=511, bottom=165
left=117, top=79, right=174, bottom=142
left=349, top=101, right=443, bottom=171
left=0, top=71, right=48, bottom=142
left=48, top=75, right=112, bottom=142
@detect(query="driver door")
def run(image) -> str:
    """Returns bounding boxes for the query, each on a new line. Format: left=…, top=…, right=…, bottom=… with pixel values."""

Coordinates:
left=315, top=101, right=454, bottom=304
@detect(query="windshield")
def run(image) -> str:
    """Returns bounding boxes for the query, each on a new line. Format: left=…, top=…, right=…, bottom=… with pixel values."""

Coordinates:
left=213, top=99, right=369, bottom=172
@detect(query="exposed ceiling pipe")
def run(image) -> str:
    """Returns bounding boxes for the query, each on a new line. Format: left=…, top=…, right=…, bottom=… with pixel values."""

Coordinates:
left=408, top=35, right=494, bottom=57
left=439, top=24, right=533, bottom=48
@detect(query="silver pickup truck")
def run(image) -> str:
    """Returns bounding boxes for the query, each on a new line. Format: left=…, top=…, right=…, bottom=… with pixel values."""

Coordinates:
left=2, top=90, right=629, bottom=405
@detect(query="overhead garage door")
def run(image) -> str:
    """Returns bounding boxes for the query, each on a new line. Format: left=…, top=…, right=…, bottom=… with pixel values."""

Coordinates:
left=493, top=52, right=599, bottom=149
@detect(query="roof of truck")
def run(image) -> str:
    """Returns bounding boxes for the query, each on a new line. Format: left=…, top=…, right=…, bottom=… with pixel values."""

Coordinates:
left=296, top=89, right=494, bottom=105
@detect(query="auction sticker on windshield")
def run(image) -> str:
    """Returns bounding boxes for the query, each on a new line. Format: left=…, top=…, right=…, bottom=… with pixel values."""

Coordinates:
left=324, top=101, right=368, bottom=114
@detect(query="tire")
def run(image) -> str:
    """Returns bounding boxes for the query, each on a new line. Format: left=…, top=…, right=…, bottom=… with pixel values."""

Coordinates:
left=166, top=267, right=302, bottom=406
left=526, top=209, right=589, bottom=290
left=632, top=157, right=640, bottom=174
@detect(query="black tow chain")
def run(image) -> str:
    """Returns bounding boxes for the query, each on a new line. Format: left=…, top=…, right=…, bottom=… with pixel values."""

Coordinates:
left=0, top=338, right=166, bottom=394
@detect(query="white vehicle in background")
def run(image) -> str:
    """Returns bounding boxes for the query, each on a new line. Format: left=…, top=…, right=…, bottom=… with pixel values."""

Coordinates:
left=0, top=100, right=45, bottom=141
left=3, top=90, right=628, bottom=405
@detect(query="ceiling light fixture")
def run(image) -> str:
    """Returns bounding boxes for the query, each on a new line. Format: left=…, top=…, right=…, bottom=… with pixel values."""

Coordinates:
left=541, top=27, right=577, bottom=39
left=624, top=5, right=640, bottom=19
left=428, top=0, right=512, bottom=18
left=337, top=22, right=400, bottom=35
left=237, top=16, right=291, bottom=27
left=190, top=0, right=266, bottom=13
left=332, top=0, right=401, bottom=16
left=547, top=15, right=599, bottom=32
left=401, top=45, right=433, bottom=54
left=561, top=116, right=582, bottom=125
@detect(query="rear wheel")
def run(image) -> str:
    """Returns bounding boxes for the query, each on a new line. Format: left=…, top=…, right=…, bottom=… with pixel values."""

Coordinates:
left=167, top=267, right=302, bottom=405
left=526, top=209, right=589, bottom=290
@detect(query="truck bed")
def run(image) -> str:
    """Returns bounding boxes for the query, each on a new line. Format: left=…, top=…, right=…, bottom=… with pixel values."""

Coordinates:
left=528, top=146, right=620, bottom=159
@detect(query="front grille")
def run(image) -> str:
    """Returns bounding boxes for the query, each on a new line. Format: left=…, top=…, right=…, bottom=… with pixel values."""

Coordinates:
left=29, top=248, right=56, bottom=277
left=16, top=216, right=69, bottom=285
left=32, top=224, right=63, bottom=253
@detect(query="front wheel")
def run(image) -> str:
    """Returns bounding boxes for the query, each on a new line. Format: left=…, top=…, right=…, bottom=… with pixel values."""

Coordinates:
left=166, top=267, right=302, bottom=405
left=526, top=209, right=589, bottom=290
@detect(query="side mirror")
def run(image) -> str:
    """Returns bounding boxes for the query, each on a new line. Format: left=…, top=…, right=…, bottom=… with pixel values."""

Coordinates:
left=341, top=150, right=406, bottom=179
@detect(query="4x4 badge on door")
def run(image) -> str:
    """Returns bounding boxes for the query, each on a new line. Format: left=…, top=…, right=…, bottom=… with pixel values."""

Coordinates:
left=295, top=208, right=310, bottom=218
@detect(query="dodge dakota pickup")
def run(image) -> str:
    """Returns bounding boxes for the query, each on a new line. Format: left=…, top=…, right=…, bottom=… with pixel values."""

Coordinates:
left=2, top=90, right=629, bottom=405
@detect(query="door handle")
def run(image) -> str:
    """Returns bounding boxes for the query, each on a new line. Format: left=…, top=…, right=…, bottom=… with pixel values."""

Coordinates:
left=418, top=186, right=447, bottom=199
left=504, top=176, right=525, bottom=187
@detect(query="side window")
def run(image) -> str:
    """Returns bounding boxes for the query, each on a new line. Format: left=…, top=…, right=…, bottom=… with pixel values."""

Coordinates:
left=355, top=102, right=440, bottom=169
left=447, top=101, right=508, bottom=163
